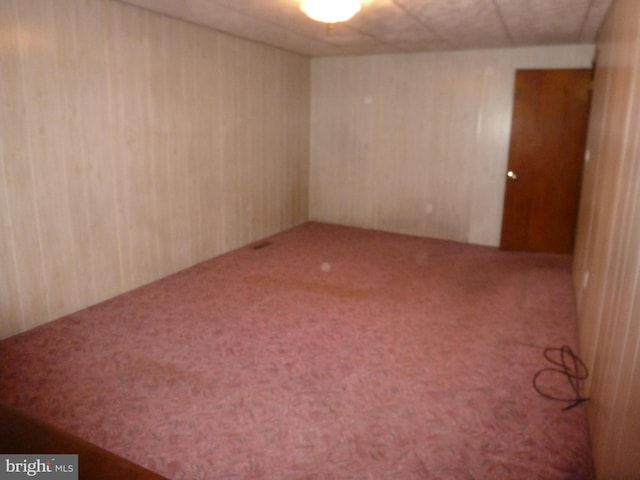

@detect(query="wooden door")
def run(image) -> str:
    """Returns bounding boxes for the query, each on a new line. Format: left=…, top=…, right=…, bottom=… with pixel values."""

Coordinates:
left=500, top=69, right=592, bottom=253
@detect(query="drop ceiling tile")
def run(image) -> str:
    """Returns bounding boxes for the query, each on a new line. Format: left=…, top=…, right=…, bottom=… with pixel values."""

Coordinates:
left=317, top=24, right=396, bottom=54
left=197, top=0, right=386, bottom=51
left=200, top=0, right=310, bottom=31
left=347, top=0, right=451, bottom=51
left=397, top=0, right=512, bottom=49
left=117, top=0, right=613, bottom=57
left=196, top=9, right=349, bottom=56
left=580, top=0, right=615, bottom=41
left=494, top=0, right=591, bottom=45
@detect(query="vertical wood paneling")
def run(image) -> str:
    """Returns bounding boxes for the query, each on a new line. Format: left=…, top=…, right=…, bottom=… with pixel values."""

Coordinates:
left=0, top=1, right=25, bottom=338
left=218, top=34, right=310, bottom=250
left=0, top=0, right=310, bottom=338
left=310, top=45, right=594, bottom=246
left=0, top=1, right=51, bottom=335
left=573, top=0, right=640, bottom=477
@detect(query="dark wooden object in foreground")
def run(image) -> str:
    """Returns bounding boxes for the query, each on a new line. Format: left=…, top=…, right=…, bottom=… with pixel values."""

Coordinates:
left=0, top=401, right=168, bottom=480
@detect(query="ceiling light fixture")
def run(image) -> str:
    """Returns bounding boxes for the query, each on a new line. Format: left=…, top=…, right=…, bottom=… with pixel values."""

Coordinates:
left=300, top=0, right=362, bottom=24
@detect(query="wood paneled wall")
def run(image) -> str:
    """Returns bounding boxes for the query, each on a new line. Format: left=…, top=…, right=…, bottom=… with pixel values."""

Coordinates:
left=310, top=45, right=594, bottom=246
left=0, top=0, right=310, bottom=339
left=573, top=0, right=640, bottom=477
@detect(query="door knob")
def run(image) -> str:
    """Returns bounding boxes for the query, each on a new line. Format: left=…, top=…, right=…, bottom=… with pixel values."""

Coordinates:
left=507, top=170, right=518, bottom=180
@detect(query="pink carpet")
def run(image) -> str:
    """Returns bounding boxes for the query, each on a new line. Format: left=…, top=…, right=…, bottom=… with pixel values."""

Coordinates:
left=0, top=222, right=594, bottom=479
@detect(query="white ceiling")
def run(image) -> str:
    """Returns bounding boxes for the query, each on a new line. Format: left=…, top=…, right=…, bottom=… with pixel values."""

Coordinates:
left=118, top=0, right=613, bottom=57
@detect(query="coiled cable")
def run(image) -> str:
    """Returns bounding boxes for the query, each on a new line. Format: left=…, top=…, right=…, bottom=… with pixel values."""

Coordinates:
left=532, top=345, right=589, bottom=411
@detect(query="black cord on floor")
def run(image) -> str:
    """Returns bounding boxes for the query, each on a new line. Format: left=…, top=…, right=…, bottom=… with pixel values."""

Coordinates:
left=533, top=345, right=589, bottom=411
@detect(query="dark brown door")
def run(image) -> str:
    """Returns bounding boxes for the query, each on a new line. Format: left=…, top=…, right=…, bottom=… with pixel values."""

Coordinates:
left=500, top=69, right=592, bottom=253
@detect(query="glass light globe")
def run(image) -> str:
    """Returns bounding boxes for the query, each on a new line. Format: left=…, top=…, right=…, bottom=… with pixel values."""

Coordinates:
left=300, top=0, right=362, bottom=24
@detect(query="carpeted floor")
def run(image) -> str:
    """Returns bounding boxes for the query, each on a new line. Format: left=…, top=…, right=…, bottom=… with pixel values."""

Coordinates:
left=0, top=222, right=594, bottom=479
